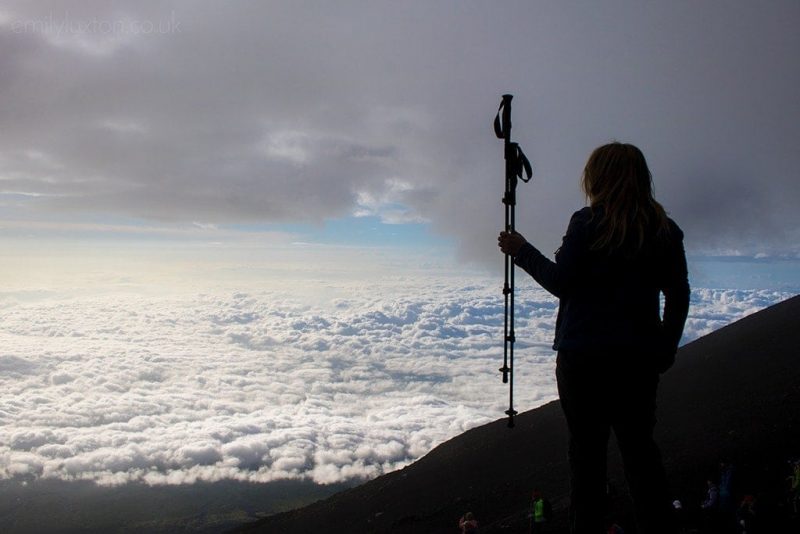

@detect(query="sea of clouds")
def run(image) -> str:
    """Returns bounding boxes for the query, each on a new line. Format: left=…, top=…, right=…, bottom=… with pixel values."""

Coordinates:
left=0, top=279, right=792, bottom=487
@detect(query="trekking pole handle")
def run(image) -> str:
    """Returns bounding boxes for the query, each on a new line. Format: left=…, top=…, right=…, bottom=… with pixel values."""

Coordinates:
left=494, top=94, right=513, bottom=140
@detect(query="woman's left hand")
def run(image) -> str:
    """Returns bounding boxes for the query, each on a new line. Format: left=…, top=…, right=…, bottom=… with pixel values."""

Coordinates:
left=498, top=231, right=527, bottom=256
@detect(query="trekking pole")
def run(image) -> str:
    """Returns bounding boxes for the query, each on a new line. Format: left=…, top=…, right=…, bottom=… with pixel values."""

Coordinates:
left=494, top=94, right=532, bottom=429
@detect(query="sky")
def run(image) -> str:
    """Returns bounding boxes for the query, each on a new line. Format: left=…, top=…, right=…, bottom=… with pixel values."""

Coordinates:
left=1, top=0, right=799, bottom=491
left=0, top=0, right=798, bottom=277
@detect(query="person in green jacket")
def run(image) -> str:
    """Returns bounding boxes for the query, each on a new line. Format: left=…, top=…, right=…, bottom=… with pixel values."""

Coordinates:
left=530, top=490, right=552, bottom=533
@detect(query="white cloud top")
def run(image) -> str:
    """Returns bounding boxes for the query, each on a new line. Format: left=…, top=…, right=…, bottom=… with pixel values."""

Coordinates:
left=0, top=280, right=790, bottom=486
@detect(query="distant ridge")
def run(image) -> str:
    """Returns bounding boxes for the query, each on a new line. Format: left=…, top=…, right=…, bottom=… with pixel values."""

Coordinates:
left=237, top=295, right=800, bottom=533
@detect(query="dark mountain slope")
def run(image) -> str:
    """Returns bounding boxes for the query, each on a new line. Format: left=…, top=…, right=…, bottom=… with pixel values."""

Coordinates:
left=238, top=295, right=800, bottom=533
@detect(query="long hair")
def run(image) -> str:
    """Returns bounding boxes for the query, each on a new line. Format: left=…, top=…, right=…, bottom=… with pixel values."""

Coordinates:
left=581, top=142, right=669, bottom=252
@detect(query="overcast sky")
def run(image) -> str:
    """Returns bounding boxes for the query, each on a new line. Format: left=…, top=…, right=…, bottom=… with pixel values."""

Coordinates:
left=1, top=0, right=799, bottom=272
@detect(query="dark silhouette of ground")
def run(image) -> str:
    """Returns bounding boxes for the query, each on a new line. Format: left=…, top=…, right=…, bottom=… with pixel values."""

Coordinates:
left=0, top=479, right=355, bottom=533
left=236, top=295, right=800, bottom=533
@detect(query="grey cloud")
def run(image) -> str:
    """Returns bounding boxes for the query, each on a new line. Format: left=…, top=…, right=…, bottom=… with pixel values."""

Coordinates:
left=2, top=2, right=413, bottom=225
left=0, top=355, right=39, bottom=376
left=1, top=2, right=796, bottom=259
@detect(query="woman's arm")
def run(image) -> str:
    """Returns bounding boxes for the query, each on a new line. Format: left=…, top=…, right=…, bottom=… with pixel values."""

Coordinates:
left=513, top=242, right=564, bottom=297
left=499, top=210, right=588, bottom=298
left=661, top=227, right=690, bottom=353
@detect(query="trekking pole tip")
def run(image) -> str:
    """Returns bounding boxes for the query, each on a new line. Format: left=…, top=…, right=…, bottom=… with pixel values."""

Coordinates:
left=505, top=409, right=518, bottom=428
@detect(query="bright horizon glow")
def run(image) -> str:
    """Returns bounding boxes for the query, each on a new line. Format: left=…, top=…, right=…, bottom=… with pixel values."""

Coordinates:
left=2, top=215, right=799, bottom=297
left=0, top=217, right=465, bottom=302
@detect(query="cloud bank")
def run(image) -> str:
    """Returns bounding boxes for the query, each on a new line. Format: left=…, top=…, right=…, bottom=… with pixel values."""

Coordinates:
left=0, top=280, right=791, bottom=486
left=1, top=1, right=798, bottom=261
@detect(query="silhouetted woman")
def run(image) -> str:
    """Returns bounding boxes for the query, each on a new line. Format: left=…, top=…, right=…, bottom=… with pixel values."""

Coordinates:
left=498, top=142, right=690, bottom=534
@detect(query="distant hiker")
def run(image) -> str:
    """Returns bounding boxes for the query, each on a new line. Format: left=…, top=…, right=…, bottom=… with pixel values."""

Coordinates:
left=718, top=461, right=735, bottom=504
left=788, top=458, right=800, bottom=516
left=530, top=490, right=553, bottom=533
left=672, top=500, right=688, bottom=534
left=459, top=511, right=479, bottom=533
left=701, top=480, right=720, bottom=510
left=499, top=142, right=690, bottom=534
left=736, top=494, right=757, bottom=534
left=701, top=479, right=720, bottom=532
left=718, top=461, right=736, bottom=529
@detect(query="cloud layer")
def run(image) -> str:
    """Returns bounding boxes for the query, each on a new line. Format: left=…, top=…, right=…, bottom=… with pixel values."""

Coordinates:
left=1, top=1, right=798, bottom=260
left=0, top=280, right=791, bottom=486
